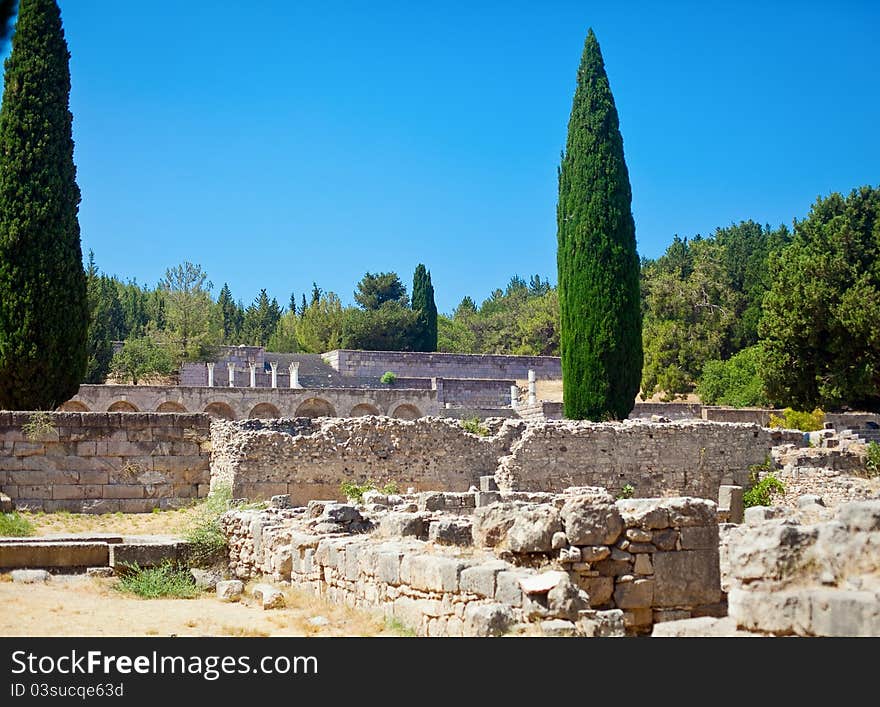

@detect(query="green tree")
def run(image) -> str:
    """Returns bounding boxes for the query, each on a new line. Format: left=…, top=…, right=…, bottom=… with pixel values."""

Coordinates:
left=110, top=336, right=174, bottom=385
left=556, top=29, right=642, bottom=420
left=242, top=289, right=281, bottom=347
left=354, top=272, right=407, bottom=310
left=296, top=292, right=344, bottom=353
left=342, top=302, right=420, bottom=351
left=760, top=186, right=880, bottom=410
left=217, top=283, right=241, bottom=343
left=267, top=311, right=299, bottom=352
left=697, top=345, right=769, bottom=407
left=0, top=0, right=88, bottom=410
left=158, top=262, right=214, bottom=361
left=411, top=264, right=438, bottom=351
left=84, top=254, right=125, bottom=383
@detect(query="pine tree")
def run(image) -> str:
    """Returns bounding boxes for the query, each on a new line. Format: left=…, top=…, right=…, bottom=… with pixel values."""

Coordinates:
left=217, top=283, right=238, bottom=343
left=0, top=0, right=88, bottom=409
left=556, top=29, right=642, bottom=420
left=411, top=264, right=438, bottom=352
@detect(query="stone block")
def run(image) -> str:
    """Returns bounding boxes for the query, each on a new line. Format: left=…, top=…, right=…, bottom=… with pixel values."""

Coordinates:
left=504, top=505, right=562, bottom=553
left=561, top=497, right=623, bottom=545
left=617, top=499, right=671, bottom=529
left=463, top=602, right=513, bottom=637
left=402, top=554, right=466, bottom=593
left=718, top=485, right=744, bottom=524
left=378, top=512, right=425, bottom=539
left=613, top=578, right=655, bottom=609
left=109, top=541, right=184, bottom=569
left=727, top=587, right=811, bottom=635
left=622, top=607, right=653, bottom=629
left=472, top=503, right=518, bottom=548
left=11, top=569, right=51, bottom=583
left=540, top=619, right=577, bottom=636
left=579, top=545, right=610, bottom=562
left=459, top=561, right=509, bottom=598
left=593, top=559, right=633, bottom=577
left=679, top=525, right=719, bottom=550
left=577, top=576, right=613, bottom=606
left=103, top=484, right=145, bottom=500
left=653, top=550, right=721, bottom=607
left=479, top=475, right=499, bottom=492
left=495, top=569, right=532, bottom=605
left=634, top=554, right=653, bottom=575
left=217, top=580, right=244, bottom=602
left=838, top=500, right=880, bottom=532
left=724, top=522, right=818, bottom=584
left=664, top=497, right=717, bottom=527
left=809, top=588, right=880, bottom=637
left=251, top=583, right=285, bottom=609
left=428, top=518, right=473, bottom=546
left=475, top=491, right=501, bottom=507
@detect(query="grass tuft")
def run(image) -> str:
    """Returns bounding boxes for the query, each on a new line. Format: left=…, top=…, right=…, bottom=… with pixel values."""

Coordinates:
left=0, top=512, right=35, bottom=537
left=114, top=561, right=200, bottom=599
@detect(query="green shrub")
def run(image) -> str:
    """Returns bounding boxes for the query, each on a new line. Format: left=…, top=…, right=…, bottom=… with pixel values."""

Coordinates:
left=381, top=481, right=399, bottom=495
left=743, top=468, right=786, bottom=508
left=697, top=346, right=769, bottom=407
left=183, top=485, right=232, bottom=567
left=865, top=441, right=880, bottom=478
left=617, top=483, right=635, bottom=500
left=460, top=416, right=489, bottom=436
left=114, top=561, right=200, bottom=599
left=380, top=371, right=397, bottom=385
left=340, top=479, right=400, bottom=503
left=21, top=411, right=56, bottom=441
left=0, top=512, right=35, bottom=537
left=768, top=407, right=825, bottom=432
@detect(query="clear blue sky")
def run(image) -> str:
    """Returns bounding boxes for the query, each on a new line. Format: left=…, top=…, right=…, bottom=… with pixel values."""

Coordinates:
left=14, top=1, right=879, bottom=313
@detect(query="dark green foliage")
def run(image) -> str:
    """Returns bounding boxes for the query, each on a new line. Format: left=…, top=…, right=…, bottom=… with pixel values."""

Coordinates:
left=85, top=265, right=125, bottom=383
left=217, top=283, right=242, bottom=343
left=411, top=264, right=438, bottom=352
left=354, top=271, right=408, bottom=310
left=114, top=562, right=200, bottom=599
left=697, top=345, right=769, bottom=407
left=556, top=29, right=642, bottom=420
left=341, top=302, right=419, bottom=351
left=743, top=470, right=785, bottom=508
left=110, top=336, right=174, bottom=385
left=242, top=288, right=281, bottom=347
left=760, top=186, right=880, bottom=410
left=0, top=0, right=88, bottom=410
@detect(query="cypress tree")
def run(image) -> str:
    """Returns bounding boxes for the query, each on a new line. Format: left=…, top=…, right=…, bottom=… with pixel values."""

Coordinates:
left=556, top=29, right=642, bottom=420
left=0, top=0, right=88, bottom=410
left=411, top=263, right=437, bottom=352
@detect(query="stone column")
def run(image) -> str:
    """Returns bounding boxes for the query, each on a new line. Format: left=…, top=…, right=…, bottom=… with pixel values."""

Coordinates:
left=227, top=362, right=235, bottom=388
left=528, top=369, right=537, bottom=405
left=289, top=362, right=300, bottom=389
left=249, top=363, right=257, bottom=388
left=510, top=385, right=519, bottom=408
left=207, top=362, right=215, bottom=387
left=270, top=361, right=278, bottom=388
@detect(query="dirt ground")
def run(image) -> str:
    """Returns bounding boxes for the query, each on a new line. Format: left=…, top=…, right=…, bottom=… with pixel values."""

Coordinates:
left=22, top=506, right=202, bottom=537
left=0, top=573, right=395, bottom=637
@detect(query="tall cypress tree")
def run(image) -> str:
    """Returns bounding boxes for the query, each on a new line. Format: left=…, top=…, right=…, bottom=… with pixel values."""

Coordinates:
left=556, top=29, right=642, bottom=420
left=0, top=0, right=88, bottom=409
left=411, top=263, right=438, bottom=352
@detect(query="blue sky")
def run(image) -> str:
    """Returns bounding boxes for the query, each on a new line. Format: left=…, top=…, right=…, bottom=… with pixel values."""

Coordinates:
left=15, top=1, right=878, bottom=313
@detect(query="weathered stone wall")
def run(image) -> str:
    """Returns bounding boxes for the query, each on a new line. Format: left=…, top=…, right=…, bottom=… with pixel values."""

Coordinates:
left=211, top=417, right=790, bottom=505
left=210, top=417, right=515, bottom=505
left=496, top=420, right=784, bottom=500
left=325, top=350, right=562, bottom=380
left=436, top=378, right=516, bottom=408
left=221, top=490, right=723, bottom=636
left=0, top=412, right=211, bottom=512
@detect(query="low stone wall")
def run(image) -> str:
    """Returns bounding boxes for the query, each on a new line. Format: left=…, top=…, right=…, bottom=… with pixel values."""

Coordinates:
left=497, top=419, right=788, bottom=500
left=0, top=412, right=211, bottom=512
left=436, top=378, right=515, bottom=408
left=211, top=417, right=792, bottom=505
left=325, top=349, right=562, bottom=381
left=221, top=489, right=723, bottom=636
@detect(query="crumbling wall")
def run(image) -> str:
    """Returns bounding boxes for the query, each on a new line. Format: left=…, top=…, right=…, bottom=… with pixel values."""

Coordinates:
left=0, top=412, right=211, bottom=512
left=221, top=490, right=723, bottom=636
left=211, top=417, right=789, bottom=504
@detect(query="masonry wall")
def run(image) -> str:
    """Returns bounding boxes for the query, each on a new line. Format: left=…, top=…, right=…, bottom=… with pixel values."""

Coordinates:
left=0, top=412, right=211, bottom=512
left=212, top=417, right=790, bottom=505
left=325, top=350, right=562, bottom=380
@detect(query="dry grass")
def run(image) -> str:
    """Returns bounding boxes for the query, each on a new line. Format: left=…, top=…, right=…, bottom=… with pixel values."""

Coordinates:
left=0, top=574, right=394, bottom=637
left=20, top=506, right=202, bottom=537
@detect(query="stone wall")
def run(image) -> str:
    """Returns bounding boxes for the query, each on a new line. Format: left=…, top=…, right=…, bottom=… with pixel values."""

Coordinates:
left=324, top=350, right=562, bottom=381
left=0, top=412, right=211, bottom=512
left=211, top=417, right=791, bottom=505
left=436, top=378, right=516, bottom=408
left=221, top=489, right=723, bottom=636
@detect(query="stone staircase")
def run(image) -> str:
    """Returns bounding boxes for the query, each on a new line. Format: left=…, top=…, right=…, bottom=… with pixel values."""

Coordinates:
left=0, top=534, right=188, bottom=571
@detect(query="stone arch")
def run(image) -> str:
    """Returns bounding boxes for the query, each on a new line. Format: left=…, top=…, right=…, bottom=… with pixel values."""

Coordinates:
left=58, top=400, right=89, bottom=412
left=350, top=403, right=381, bottom=417
left=107, top=400, right=138, bottom=412
left=204, top=402, right=236, bottom=420
left=249, top=402, right=281, bottom=419
left=157, top=401, right=187, bottom=413
left=295, top=397, right=336, bottom=419
left=392, top=403, right=421, bottom=420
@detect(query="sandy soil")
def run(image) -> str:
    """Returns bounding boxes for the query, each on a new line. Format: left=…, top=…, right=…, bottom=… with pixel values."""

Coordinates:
left=22, top=507, right=202, bottom=537
left=0, top=574, right=394, bottom=637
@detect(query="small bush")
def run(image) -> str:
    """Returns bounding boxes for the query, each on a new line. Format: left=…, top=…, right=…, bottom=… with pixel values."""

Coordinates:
left=743, top=464, right=786, bottom=508
left=340, top=479, right=399, bottom=503
left=697, top=346, right=769, bottom=407
left=183, top=485, right=232, bottom=567
left=617, top=483, right=635, bottom=500
left=865, top=441, right=880, bottom=478
left=380, top=371, right=397, bottom=385
left=381, top=481, right=399, bottom=495
left=114, top=561, right=200, bottom=599
left=461, top=416, right=489, bottom=436
left=768, top=407, right=825, bottom=432
left=21, top=411, right=55, bottom=441
left=0, top=512, right=35, bottom=537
